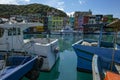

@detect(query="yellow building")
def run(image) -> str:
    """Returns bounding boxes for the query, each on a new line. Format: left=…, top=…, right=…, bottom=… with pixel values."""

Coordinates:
left=48, top=16, right=64, bottom=30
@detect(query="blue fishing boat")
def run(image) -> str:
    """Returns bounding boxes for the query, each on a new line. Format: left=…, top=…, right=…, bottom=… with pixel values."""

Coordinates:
left=92, top=55, right=120, bottom=80
left=92, top=19, right=120, bottom=80
left=72, top=22, right=120, bottom=72
left=0, top=55, right=38, bottom=80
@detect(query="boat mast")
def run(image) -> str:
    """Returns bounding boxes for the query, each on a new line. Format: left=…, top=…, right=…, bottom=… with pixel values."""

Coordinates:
left=98, top=25, right=104, bottom=47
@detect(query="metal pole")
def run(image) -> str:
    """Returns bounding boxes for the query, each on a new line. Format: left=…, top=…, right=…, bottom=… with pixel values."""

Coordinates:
left=98, top=25, right=103, bottom=47
left=110, top=27, right=117, bottom=71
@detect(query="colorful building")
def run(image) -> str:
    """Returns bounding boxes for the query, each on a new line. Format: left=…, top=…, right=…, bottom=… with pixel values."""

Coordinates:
left=83, top=16, right=89, bottom=24
left=88, top=15, right=96, bottom=24
left=48, top=16, right=64, bottom=30
left=95, top=15, right=103, bottom=23
left=74, top=10, right=92, bottom=30
left=102, top=15, right=113, bottom=23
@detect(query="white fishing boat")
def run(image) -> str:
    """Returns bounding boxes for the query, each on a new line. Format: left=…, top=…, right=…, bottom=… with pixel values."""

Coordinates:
left=0, top=21, right=43, bottom=80
left=60, top=25, right=73, bottom=34
left=0, top=20, right=59, bottom=71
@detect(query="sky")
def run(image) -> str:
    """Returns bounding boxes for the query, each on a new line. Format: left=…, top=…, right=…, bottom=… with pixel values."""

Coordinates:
left=0, top=0, right=120, bottom=18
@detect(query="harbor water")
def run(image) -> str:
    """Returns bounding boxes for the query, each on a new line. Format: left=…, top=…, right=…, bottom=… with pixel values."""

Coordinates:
left=22, top=33, right=93, bottom=80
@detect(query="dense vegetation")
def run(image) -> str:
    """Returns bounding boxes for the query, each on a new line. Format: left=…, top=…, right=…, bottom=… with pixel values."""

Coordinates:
left=0, top=3, right=67, bottom=17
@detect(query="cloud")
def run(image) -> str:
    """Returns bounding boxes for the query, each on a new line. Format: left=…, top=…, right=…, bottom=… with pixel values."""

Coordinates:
left=0, top=0, right=18, bottom=4
left=41, top=0, right=65, bottom=11
left=0, top=0, right=30, bottom=4
left=66, top=12, right=74, bottom=16
left=24, top=0, right=30, bottom=2
left=57, top=1, right=64, bottom=11
left=78, top=0, right=86, bottom=5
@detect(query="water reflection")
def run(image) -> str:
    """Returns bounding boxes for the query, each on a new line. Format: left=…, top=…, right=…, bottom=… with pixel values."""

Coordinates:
left=49, top=34, right=82, bottom=52
left=57, top=50, right=77, bottom=80
left=77, top=72, right=93, bottom=80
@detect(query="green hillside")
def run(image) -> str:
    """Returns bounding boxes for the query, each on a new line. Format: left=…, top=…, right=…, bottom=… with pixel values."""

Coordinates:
left=0, top=3, right=67, bottom=17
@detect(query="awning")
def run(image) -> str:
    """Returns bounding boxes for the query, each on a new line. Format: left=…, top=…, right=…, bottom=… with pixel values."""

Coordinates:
left=107, top=19, right=120, bottom=29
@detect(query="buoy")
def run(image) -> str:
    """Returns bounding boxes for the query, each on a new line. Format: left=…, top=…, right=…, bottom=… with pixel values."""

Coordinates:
left=104, top=71, right=120, bottom=80
left=54, top=47, right=59, bottom=53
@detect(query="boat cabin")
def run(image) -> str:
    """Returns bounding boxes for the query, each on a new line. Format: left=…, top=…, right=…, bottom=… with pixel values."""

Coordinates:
left=0, top=22, right=43, bottom=52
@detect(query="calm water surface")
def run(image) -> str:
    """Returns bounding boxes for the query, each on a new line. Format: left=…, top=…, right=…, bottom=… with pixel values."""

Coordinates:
left=22, top=34, right=93, bottom=80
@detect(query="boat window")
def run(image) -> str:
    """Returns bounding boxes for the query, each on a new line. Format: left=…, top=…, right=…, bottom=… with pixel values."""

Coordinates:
left=0, top=28, right=4, bottom=38
left=13, top=28, right=16, bottom=35
left=8, top=28, right=13, bottom=36
left=8, top=28, right=21, bottom=36
left=17, top=28, right=20, bottom=35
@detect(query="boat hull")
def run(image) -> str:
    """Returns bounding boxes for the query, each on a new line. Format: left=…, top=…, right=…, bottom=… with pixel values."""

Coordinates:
left=0, top=56, right=37, bottom=80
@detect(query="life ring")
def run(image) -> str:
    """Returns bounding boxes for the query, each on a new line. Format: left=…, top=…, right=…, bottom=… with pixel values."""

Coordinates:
left=54, top=47, right=59, bottom=53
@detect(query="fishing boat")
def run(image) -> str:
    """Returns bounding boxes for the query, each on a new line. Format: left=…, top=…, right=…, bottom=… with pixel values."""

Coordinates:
left=92, top=20, right=120, bottom=80
left=92, top=55, right=120, bottom=80
left=0, top=19, right=59, bottom=79
left=0, top=21, right=44, bottom=80
left=0, top=20, right=59, bottom=71
left=72, top=22, right=120, bottom=72
left=60, top=25, right=73, bottom=34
